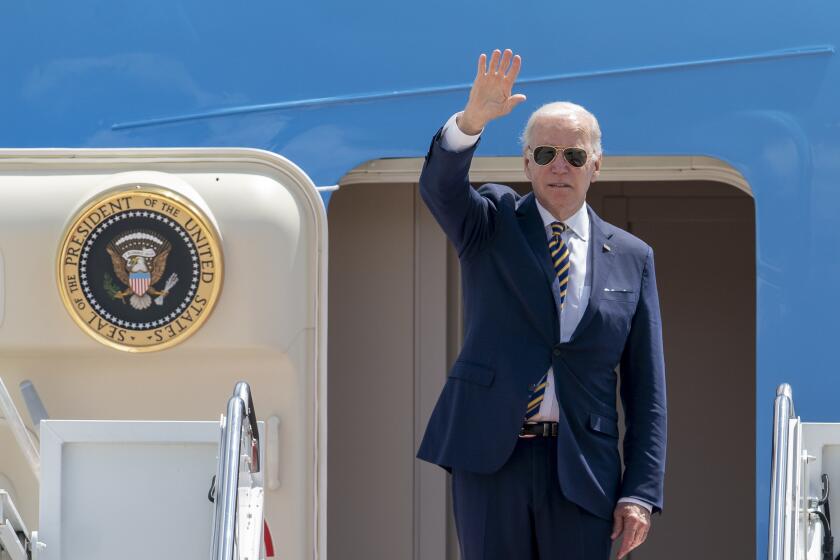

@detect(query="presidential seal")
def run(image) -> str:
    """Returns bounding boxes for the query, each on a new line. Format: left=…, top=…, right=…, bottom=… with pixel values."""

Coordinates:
left=58, top=186, right=223, bottom=352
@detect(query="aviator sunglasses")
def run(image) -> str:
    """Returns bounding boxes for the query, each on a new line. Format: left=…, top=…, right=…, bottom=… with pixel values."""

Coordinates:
left=529, top=145, right=588, bottom=168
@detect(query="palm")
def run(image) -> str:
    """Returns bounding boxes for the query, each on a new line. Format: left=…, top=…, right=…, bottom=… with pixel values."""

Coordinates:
left=460, top=49, right=526, bottom=133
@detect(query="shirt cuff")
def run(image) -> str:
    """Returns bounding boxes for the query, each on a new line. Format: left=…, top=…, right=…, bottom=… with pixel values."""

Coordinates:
left=617, top=497, right=653, bottom=513
left=440, top=112, right=482, bottom=153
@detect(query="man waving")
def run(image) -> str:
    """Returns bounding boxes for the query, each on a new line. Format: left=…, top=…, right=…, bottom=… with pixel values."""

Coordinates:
left=417, top=49, right=667, bottom=560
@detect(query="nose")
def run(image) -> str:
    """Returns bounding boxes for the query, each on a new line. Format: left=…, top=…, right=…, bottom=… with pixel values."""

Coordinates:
left=549, top=154, right=570, bottom=173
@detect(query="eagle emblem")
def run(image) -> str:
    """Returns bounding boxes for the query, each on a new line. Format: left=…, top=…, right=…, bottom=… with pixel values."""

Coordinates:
left=105, top=230, right=179, bottom=310
left=59, top=187, right=223, bottom=352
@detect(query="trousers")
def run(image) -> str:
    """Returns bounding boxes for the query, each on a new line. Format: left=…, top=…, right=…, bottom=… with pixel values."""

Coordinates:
left=452, top=437, right=613, bottom=560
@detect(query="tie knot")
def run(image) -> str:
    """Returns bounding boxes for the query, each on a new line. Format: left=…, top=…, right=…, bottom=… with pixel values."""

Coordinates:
left=551, top=222, right=567, bottom=236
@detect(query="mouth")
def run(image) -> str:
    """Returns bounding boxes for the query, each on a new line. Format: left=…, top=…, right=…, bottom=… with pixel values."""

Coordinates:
left=547, top=182, right=572, bottom=189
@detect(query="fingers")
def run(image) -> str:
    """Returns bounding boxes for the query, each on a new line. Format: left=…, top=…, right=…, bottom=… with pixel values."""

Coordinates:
left=610, top=509, right=624, bottom=541
left=499, top=49, right=512, bottom=75
left=638, top=522, right=650, bottom=546
left=488, top=49, right=501, bottom=75
left=619, top=523, right=649, bottom=559
left=477, top=49, right=520, bottom=78
left=612, top=505, right=651, bottom=559
left=505, top=54, right=523, bottom=84
left=616, top=520, right=640, bottom=559
left=476, top=53, right=487, bottom=79
left=505, top=94, right=527, bottom=112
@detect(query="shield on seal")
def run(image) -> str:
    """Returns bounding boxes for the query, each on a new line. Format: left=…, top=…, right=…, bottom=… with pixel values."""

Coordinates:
left=130, top=272, right=152, bottom=296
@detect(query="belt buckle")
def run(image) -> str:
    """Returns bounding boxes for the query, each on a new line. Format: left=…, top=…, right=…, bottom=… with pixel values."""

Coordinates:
left=519, top=421, right=537, bottom=439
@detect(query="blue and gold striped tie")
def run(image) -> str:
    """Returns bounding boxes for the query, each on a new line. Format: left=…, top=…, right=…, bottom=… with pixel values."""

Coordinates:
left=525, top=221, right=570, bottom=420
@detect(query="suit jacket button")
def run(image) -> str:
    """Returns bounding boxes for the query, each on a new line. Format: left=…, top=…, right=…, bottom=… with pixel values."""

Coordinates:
left=553, top=348, right=561, bottom=357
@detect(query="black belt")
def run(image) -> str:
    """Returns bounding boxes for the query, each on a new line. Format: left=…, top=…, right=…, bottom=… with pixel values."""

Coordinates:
left=519, top=421, right=558, bottom=437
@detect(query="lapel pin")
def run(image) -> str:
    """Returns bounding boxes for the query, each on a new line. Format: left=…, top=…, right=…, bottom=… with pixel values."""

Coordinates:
left=602, top=244, right=611, bottom=253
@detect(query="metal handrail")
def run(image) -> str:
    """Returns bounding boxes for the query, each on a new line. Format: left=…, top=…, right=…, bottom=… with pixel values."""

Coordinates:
left=768, top=383, right=795, bottom=560
left=0, top=376, right=39, bottom=480
left=234, top=381, right=261, bottom=474
left=211, top=382, right=261, bottom=560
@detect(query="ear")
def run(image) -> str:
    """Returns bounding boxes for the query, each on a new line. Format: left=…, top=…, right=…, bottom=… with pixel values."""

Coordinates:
left=523, top=153, right=533, bottom=181
left=590, top=154, right=601, bottom=183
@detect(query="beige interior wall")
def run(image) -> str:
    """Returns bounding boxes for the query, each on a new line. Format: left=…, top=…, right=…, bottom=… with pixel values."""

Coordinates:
left=327, top=182, right=449, bottom=560
left=327, top=183, right=417, bottom=559
left=328, top=178, right=755, bottom=560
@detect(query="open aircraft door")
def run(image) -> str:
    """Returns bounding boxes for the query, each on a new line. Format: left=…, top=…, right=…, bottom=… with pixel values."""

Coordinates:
left=769, top=384, right=840, bottom=560
left=0, top=149, right=327, bottom=560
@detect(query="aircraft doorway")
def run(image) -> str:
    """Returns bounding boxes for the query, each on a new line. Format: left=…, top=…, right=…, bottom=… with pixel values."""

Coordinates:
left=328, top=159, right=756, bottom=560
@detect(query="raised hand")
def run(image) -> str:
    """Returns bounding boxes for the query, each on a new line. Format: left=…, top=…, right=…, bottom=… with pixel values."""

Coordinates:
left=458, top=49, right=527, bottom=135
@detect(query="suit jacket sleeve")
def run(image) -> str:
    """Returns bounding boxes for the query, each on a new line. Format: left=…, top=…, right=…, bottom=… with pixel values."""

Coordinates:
left=619, top=246, right=667, bottom=513
left=419, top=129, right=496, bottom=259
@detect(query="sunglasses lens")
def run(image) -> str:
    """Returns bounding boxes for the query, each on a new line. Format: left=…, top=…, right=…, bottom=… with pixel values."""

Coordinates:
left=532, top=146, right=557, bottom=166
left=564, top=148, right=587, bottom=167
left=533, top=146, right=588, bottom=167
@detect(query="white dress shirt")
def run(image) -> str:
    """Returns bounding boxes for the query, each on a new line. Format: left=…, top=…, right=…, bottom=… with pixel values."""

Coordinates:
left=440, top=112, right=652, bottom=512
left=530, top=200, right=591, bottom=421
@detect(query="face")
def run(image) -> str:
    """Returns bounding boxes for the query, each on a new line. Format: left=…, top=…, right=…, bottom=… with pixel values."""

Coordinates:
left=523, top=115, right=600, bottom=221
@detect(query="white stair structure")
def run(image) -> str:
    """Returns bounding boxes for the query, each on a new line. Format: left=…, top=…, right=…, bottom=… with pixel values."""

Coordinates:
left=769, top=384, right=840, bottom=560
left=0, top=381, right=268, bottom=560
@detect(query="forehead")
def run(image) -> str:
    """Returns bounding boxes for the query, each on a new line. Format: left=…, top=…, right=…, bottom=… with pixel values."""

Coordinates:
left=530, top=115, right=590, bottom=147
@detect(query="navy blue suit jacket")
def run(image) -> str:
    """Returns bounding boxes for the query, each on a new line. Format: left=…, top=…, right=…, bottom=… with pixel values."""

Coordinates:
left=416, top=131, right=667, bottom=520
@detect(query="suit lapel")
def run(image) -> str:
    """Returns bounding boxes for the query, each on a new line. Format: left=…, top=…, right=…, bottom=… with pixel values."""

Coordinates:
left=515, top=193, right=559, bottom=342
left=569, top=206, right=615, bottom=342
left=517, top=194, right=557, bottom=289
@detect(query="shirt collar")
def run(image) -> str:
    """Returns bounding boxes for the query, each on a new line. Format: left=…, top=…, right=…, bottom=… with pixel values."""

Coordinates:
left=534, top=199, right=590, bottom=242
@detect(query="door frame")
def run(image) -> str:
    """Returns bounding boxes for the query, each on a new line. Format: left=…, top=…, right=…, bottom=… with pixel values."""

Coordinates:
left=340, top=155, right=751, bottom=196
left=337, top=155, right=753, bottom=560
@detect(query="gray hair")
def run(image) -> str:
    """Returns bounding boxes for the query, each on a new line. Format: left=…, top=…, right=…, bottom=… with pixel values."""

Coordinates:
left=520, top=102, right=602, bottom=160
